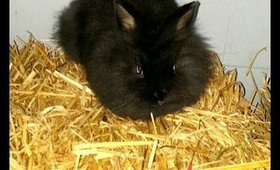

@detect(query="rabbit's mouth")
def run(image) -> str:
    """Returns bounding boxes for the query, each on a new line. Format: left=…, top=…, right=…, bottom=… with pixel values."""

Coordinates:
left=150, top=99, right=166, bottom=108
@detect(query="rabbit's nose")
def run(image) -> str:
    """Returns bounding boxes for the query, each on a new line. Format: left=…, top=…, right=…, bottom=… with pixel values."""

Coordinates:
left=153, top=89, right=167, bottom=105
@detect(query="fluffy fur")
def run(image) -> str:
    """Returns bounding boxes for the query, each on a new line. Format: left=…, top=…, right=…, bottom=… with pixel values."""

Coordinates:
left=54, top=0, right=214, bottom=119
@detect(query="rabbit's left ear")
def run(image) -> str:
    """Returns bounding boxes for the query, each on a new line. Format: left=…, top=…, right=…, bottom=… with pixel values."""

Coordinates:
left=173, top=1, right=200, bottom=31
left=115, top=4, right=136, bottom=32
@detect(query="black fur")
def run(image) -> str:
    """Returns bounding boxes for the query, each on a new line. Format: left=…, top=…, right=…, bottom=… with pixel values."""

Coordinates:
left=54, top=0, right=214, bottom=119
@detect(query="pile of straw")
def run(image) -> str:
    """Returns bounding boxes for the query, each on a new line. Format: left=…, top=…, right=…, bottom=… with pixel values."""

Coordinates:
left=10, top=35, right=270, bottom=170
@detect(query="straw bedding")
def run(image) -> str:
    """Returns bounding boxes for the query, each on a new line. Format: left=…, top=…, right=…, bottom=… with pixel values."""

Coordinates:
left=9, top=35, right=270, bottom=170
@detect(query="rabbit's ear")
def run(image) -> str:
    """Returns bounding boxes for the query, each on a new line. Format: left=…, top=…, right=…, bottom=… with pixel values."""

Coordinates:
left=115, top=4, right=136, bottom=32
left=171, top=1, right=200, bottom=31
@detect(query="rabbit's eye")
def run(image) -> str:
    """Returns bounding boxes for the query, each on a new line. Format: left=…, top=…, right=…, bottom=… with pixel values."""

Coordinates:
left=136, top=65, right=144, bottom=77
left=172, top=65, right=176, bottom=73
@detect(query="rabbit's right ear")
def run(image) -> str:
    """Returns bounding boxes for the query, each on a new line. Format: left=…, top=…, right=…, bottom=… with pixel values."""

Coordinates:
left=115, top=3, right=136, bottom=32
left=165, top=1, right=200, bottom=31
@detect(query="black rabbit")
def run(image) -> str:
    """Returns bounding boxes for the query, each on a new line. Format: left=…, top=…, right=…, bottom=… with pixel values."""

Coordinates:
left=54, top=0, right=213, bottom=119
